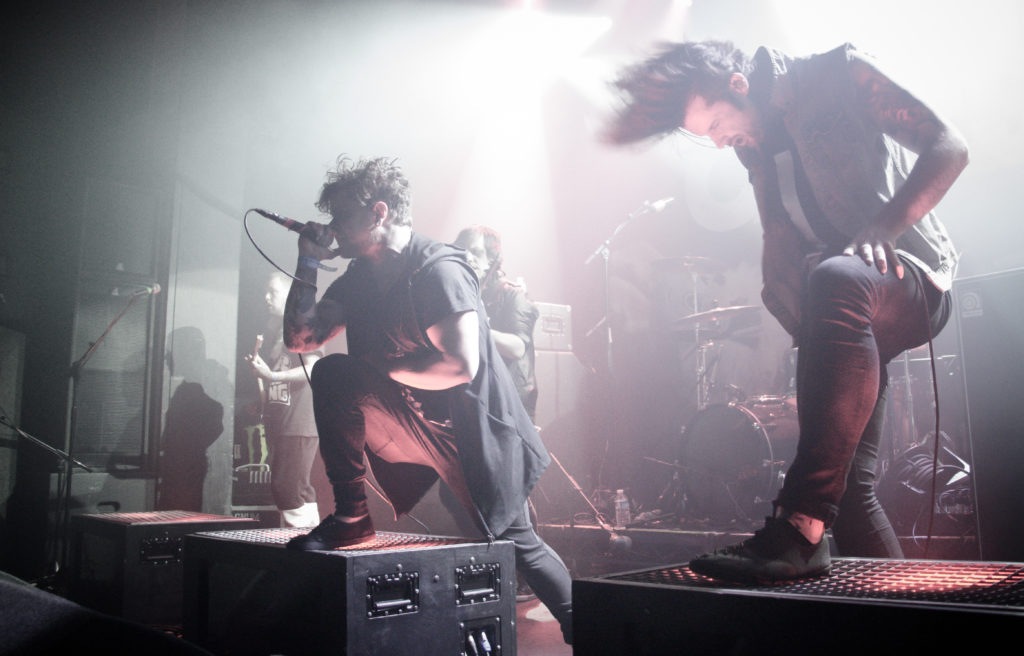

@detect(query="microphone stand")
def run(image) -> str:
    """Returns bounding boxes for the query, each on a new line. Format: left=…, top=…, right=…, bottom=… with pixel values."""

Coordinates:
left=584, top=201, right=662, bottom=375
left=0, top=413, right=91, bottom=472
left=56, top=291, right=146, bottom=578
left=548, top=451, right=632, bottom=553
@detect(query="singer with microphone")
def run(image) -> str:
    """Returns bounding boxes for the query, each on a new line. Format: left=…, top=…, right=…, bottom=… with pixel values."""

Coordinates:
left=276, top=156, right=574, bottom=644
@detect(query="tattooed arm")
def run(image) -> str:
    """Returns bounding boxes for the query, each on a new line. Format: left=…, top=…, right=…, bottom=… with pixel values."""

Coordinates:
left=283, top=222, right=347, bottom=353
left=842, top=51, right=969, bottom=277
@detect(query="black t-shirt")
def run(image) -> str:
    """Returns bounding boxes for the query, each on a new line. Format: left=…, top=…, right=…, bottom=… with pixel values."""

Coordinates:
left=322, top=235, right=479, bottom=421
left=483, top=280, right=539, bottom=418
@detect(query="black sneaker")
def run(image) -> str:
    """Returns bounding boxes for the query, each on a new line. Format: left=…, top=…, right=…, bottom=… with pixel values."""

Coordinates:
left=286, top=514, right=375, bottom=551
left=688, top=517, right=830, bottom=584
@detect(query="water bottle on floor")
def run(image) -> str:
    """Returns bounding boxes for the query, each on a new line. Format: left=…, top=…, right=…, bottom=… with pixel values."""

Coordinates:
left=614, top=489, right=630, bottom=529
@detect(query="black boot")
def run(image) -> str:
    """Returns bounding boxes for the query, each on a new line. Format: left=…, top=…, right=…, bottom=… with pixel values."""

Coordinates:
left=286, top=514, right=375, bottom=551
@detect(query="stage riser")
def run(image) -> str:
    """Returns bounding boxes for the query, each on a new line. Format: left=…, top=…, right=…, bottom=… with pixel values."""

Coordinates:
left=574, top=559, right=1024, bottom=655
left=68, top=511, right=257, bottom=627
left=182, top=529, right=516, bottom=656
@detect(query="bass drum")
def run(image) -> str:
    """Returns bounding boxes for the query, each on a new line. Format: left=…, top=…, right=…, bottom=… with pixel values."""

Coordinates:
left=679, top=397, right=799, bottom=525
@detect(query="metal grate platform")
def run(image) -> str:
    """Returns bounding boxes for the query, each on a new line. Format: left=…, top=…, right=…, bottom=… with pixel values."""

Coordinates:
left=81, top=510, right=254, bottom=525
left=574, top=558, right=1024, bottom=655
left=192, top=528, right=474, bottom=552
left=183, top=529, right=516, bottom=655
left=610, top=558, right=1024, bottom=609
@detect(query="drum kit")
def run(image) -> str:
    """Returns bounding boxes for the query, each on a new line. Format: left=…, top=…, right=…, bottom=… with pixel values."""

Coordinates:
left=645, top=255, right=801, bottom=528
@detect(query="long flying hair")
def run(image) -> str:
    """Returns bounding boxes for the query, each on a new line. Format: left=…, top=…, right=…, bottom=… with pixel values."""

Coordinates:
left=605, top=40, right=753, bottom=145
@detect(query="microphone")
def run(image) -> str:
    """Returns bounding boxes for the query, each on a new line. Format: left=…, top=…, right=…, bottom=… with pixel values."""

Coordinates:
left=111, top=283, right=160, bottom=297
left=644, top=196, right=675, bottom=212
left=131, top=283, right=161, bottom=296
left=253, top=208, right=305, bottom=235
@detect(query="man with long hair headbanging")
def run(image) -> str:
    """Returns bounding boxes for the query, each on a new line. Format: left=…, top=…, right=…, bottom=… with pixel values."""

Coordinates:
left=607, top=40, right=968, bottom=583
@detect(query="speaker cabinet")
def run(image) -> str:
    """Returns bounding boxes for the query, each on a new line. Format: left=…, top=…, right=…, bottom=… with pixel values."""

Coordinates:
left=955, top=268, right=1024, bottom=561
left=534, top=350, right=588, bottom=433
left=69, top=277, right=161, bottom=470
left=69, top=511, right=255, bottom=626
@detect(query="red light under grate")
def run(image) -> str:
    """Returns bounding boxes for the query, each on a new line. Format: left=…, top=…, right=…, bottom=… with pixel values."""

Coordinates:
left=193, top=528, right=472, bottom=553
left=78, top=510, right=256, bottom=525
left=609, top=558, right=1024, bottom=609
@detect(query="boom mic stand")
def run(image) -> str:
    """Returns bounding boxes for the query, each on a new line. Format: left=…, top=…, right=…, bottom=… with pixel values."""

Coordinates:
left=548, top=451, right=632, bottom=553
left=584, top=198, right=672, bottom=375
left=0, top=410, right=91, bottom=587
left=55, top=290, right=148, bottom=581
left=0, top=411, right=91, bottom=472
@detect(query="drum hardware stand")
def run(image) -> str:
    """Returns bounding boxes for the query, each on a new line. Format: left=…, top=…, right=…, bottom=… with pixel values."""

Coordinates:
left=644, top=456, right=756, bottom=526
left=642, top=457, right=684, bottom=518
left=688, top=271, right=705, bottom=409
left=675, top=331, right=722, bottom=411
left=890, top=351, right=919, bottom=457
left=881, top=350, right=944, bottom=489
left=671, top=306, right=761, bottom=411
left=696, top=334, right=715, bottom=410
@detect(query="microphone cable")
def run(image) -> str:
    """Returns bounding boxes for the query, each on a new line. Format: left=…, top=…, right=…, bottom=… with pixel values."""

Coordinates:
left=906, top=262, right=944, bottom=559
left=242, top=208, right=327, bottom=387
left=243, top=209, right=333, bottom=289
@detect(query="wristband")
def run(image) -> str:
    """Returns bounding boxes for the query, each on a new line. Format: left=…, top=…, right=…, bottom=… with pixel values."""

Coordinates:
left=270, top=371, right=278, bottom=383
left=298, top=255, right=320, bottom=270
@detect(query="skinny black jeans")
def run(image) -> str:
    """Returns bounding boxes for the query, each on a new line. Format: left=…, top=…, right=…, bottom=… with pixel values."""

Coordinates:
left=309, top=354, right=573, bottom=638
left=777, top=255, right=950, bottom=557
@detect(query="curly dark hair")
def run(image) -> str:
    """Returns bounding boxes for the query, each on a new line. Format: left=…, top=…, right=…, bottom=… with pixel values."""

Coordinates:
left=316, top=155, right=412, bottom=227
left=605, top=40, right=753, bottom=145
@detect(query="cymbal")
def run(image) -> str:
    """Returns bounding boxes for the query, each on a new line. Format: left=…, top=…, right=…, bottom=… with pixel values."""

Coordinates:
left=652, top=256, right=726, bottom=274
left=671, top=305, right=761, bottom=329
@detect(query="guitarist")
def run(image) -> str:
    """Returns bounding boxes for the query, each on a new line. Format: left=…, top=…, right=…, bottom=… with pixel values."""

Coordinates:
left=246, top=271, right=323, bottom=528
